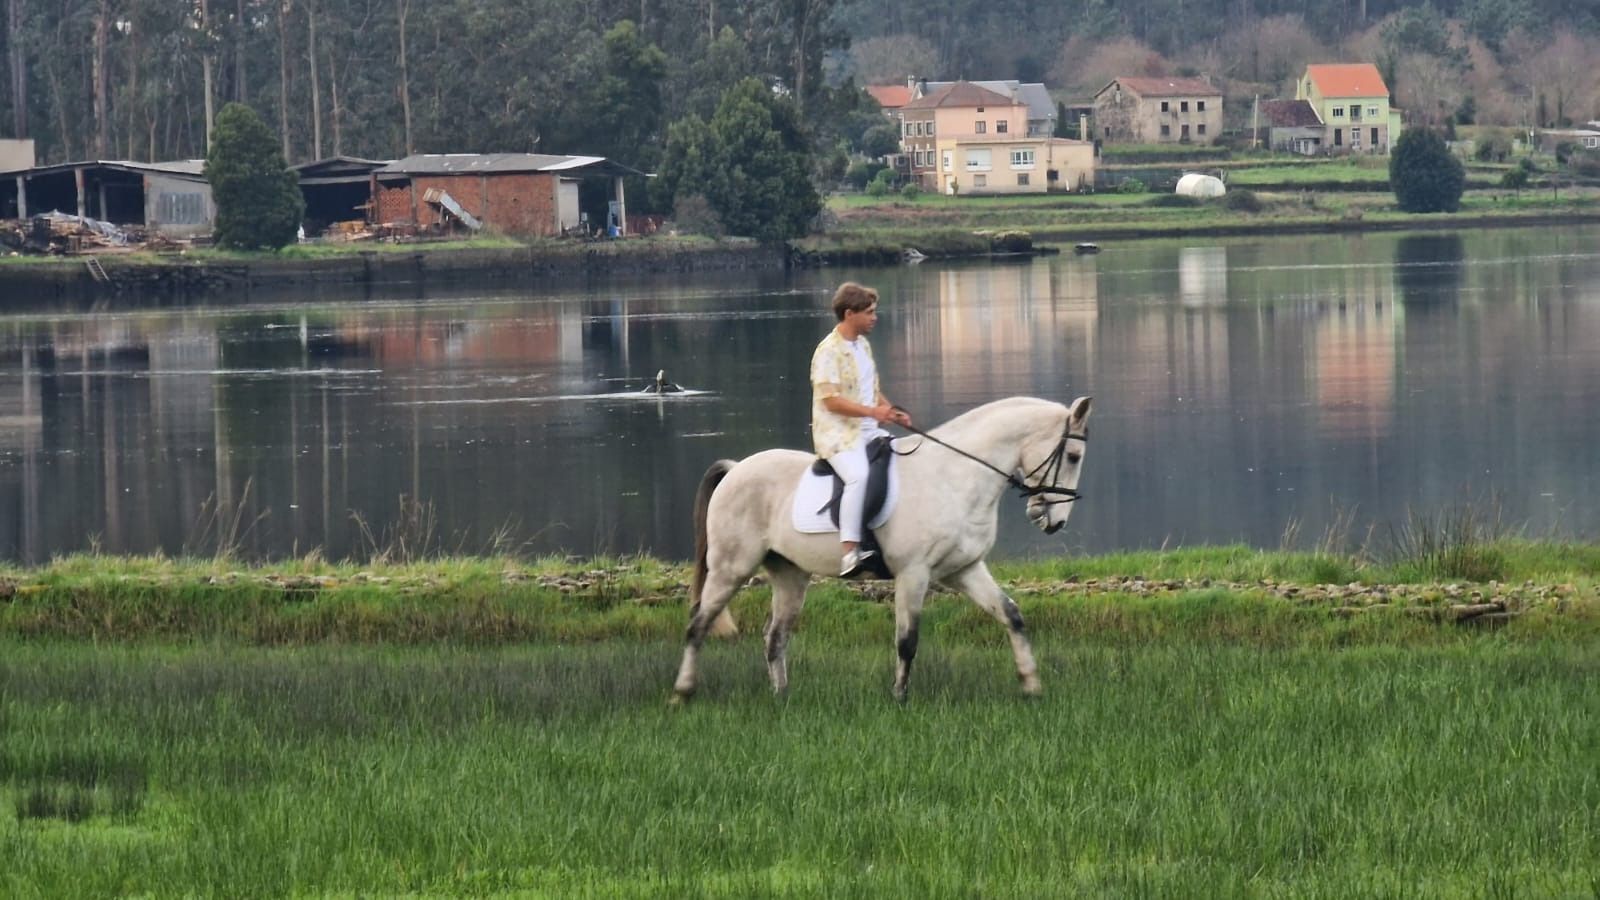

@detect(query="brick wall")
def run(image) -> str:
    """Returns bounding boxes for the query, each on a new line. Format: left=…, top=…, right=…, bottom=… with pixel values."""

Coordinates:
left=379, top=174, right=558, bottom=236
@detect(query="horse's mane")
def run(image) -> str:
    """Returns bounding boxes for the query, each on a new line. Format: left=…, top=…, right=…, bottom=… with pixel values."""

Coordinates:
left=929, top=396, right=1065, bottom=442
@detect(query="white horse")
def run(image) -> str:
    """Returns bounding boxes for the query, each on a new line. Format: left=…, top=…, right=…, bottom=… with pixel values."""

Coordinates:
left=672, top=395, right=1092, bottom=702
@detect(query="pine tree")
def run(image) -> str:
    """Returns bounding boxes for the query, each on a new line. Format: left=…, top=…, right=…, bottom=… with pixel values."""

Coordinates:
left=204, top=102, right=304, bottom=250
left=1389, top=128, right=1466, bottom=213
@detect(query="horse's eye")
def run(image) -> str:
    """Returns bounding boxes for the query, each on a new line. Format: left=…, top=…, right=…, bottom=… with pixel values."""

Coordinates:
left=1067, top=452, right=1082, bottom=465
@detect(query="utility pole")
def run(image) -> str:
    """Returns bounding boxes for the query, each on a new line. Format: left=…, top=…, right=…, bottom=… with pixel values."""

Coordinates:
left=1251, top=94, right=1259, bottom=150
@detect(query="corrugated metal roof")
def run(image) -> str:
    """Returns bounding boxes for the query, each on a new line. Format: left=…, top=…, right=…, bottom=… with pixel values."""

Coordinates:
left=376, top=153, right=648, bottom=178
left=1, top=159, right=208, bottom=178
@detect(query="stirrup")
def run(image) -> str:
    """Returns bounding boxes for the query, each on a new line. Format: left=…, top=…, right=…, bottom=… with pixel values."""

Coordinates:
left=840, top=548, right=877, bottom=578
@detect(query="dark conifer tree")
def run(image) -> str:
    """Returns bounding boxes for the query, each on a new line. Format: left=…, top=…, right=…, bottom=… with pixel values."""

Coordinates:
left=204, top=102, right=304, bottom=250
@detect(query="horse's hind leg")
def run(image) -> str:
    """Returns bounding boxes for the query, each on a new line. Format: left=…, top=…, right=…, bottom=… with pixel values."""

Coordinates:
left=950, top=563, right=1042, bottom=697
left=762, top=557, right=810, bottom=697
left=673, top=570, right=745, bottom=702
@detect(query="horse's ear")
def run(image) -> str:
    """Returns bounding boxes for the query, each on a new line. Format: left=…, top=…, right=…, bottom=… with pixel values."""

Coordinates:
left=1069, top=396, right=1092, bottom=424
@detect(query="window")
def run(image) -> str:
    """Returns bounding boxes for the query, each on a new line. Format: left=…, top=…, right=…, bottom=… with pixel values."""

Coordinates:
left=1161, top=101, right=1170, bottom=112
left=975, top=121, right=987, bottom=134
left=1372, top=127, right=1379, bottom=145
left=965, top=149, right=992, bottom=170
left=1197, top=124, right=1207, bottom=135
left=1332, top=107, right=1344, bottom=117
left=1161, top=124, right=1171, bottom=136
left=927, top=121, right=935, bottom=136
left=974, top=174, right=987, bottom=187
left=1585, top=137, right=1598, bottom=148
left=1181, top=101, right=1189, bottom=112
left=1367, top=106, right=1378, bottom=117
left=1017, top=173, right=1030, bottom=186
left=996, top=120, right=1008, bottom=133
left=942, top=150, right=952, bottom=171
left=902, top=121, right=910, bottom=137
left=1349, top=105, right=1360, bottom=118
left=1197, top=100, right=1206, bottom=111
left=1010, top=149, right=1035, bottom=167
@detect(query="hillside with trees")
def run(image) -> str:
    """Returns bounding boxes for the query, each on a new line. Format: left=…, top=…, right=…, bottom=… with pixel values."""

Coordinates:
left=0, top=1, right=1597, bottom=203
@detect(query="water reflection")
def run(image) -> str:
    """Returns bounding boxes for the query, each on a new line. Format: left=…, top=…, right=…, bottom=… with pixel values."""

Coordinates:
left=0, top=226, right=1597, bottom=562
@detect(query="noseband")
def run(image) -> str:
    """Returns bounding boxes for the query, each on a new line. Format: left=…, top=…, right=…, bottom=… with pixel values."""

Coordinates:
left=895, top=411, right=1087, bottom=506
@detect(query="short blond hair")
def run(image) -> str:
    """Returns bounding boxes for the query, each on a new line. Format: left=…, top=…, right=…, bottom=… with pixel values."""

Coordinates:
left=831, top=282, right=879, bottom=320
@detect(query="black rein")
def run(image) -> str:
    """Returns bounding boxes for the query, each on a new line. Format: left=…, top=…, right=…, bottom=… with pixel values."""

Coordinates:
left=891, top=409, right=1086, bottom=506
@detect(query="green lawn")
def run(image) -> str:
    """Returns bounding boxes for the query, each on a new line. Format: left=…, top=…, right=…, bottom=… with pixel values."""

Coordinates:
left=2, top=547, right=1599, bottom=894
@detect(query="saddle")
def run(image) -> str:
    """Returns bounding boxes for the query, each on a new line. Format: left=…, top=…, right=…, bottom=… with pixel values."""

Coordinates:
left=804, top=436, right=895, bottom=579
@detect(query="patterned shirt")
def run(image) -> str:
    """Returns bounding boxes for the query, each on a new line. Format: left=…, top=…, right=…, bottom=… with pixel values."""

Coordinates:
left=810, top=328, right=881, bottom=459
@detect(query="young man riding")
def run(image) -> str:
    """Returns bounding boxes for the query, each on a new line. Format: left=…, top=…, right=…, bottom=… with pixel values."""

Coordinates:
left=810, top=282, right=913, bottom=577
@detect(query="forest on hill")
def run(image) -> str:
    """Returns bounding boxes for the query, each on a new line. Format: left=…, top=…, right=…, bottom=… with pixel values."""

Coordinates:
left=0, top=0, right=1597, bottom=175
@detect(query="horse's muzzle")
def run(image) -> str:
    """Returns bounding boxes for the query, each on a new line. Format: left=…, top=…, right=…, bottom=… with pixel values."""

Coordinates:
left=1044, top=520, right=1064, bottom=535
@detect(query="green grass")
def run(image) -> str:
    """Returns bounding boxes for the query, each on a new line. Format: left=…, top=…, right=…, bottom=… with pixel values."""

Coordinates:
left=1, top=546, right=1598, bottom=893
left=3, top=636, right=1598, bottom=896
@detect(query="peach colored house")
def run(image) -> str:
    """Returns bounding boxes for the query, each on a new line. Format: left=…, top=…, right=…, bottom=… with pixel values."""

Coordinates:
left=899, top=82, right=1095, bottom=194
left=1295, top=64, right=1402, bottom=154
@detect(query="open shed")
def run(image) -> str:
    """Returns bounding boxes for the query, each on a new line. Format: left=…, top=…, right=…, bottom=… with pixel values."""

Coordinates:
left=1, top=160, right=214, bottom=237
left=367, top=154, right=649, bottom=237
left=293, top=156, right=393, bottom=235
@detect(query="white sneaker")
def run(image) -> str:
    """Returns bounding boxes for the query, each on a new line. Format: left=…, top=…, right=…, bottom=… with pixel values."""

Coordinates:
left=840, top=548, right=877, bottom=578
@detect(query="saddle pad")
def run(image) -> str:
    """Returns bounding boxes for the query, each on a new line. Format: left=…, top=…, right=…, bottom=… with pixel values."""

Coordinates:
left=790, top=454, right=900, bottom=534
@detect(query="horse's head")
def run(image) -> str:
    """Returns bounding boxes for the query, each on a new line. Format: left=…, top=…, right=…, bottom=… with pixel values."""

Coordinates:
left=1024, top=396, right=1092, bottom=534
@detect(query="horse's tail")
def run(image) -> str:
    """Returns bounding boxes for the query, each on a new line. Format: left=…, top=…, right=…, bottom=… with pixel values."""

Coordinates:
left=691, top=459, right=740, bottom=637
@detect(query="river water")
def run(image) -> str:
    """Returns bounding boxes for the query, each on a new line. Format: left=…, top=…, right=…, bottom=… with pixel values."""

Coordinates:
left=1, top=225, right=1596, bottom=563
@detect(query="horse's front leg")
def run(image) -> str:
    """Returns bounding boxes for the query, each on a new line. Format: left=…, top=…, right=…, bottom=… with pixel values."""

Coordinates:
left=891, top=566, right=931, bottom=703
left=950, top=563, right=1041, bottom=697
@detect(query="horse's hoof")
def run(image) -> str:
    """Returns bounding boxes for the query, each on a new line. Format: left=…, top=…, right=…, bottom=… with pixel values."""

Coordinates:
left=669, top=689, right=693, bottom=707
left=1020, top=678, right=1043, bottom=699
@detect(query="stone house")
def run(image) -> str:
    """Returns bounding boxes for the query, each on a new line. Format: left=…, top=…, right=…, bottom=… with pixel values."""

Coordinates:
left=1093, top=77, right=1224, bottom=145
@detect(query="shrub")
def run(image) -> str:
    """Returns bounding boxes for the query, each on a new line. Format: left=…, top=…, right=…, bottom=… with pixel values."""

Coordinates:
left=1116, top=178, right=1146, bottom=194
left=845, top=161, right=887, bottom=191
left=1499, top=168, right=1529, bottom=192
left=899, top=182, right=921, bottom=200
left=865, top=169, right=894, bottom=197
left=205, top=103, right=304, bottom=250
left=1225, top=189, right=1263, bottom=212
left=670, top=194, right=724, bottom=238
left=1145, top=194, right=1201, bottom=207
left=1389, top=128, right=1465, bottom=213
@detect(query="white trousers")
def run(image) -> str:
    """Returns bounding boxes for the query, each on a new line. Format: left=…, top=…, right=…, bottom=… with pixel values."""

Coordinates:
left=829, top=442, right=872, bottom=544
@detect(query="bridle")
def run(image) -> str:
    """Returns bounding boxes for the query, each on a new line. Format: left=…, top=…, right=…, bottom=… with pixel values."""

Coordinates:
left=893, top=409, right=1087, bottom=507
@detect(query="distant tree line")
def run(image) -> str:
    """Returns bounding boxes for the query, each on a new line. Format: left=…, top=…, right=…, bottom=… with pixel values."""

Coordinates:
left=2, top=0, right=1597, bottom=237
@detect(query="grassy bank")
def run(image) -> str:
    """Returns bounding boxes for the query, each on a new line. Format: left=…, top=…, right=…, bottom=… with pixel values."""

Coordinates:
left=4, top=545, right=1599, bottom=894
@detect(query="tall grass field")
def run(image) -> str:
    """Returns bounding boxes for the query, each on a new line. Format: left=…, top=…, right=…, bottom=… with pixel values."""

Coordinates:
left=3, top=547, right=1599, bottom=896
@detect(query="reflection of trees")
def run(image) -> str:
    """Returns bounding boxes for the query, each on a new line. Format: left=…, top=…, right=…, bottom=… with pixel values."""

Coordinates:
left=1394, top=234, right=1465, bottom=306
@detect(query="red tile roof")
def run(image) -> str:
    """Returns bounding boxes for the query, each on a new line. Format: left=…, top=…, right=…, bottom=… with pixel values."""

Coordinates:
left=1104, top=77, right=1220, bottom=98
left=902, top=81, right=1018, bottom=110
left=865, top=85, right=913, bottom=109
left=1304, top=64, right=1389, bottom=98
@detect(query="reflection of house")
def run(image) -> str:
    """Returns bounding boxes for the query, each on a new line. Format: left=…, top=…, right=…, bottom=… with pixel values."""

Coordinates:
left=1093, top=77, right=1223, bottom=145
left=1315, top=292, right=1398, bottom=439
left=900, top=82, right=1094, bottom=194
left=368, top=154, right=648, bottom=237
left=1178, top=247, right=1228, bottom=306
left=1, top=160, right=214, bottom=237
left=933, top=262, right=1098, bottom=398
left=1293, top=64, right=1401, bottom=155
